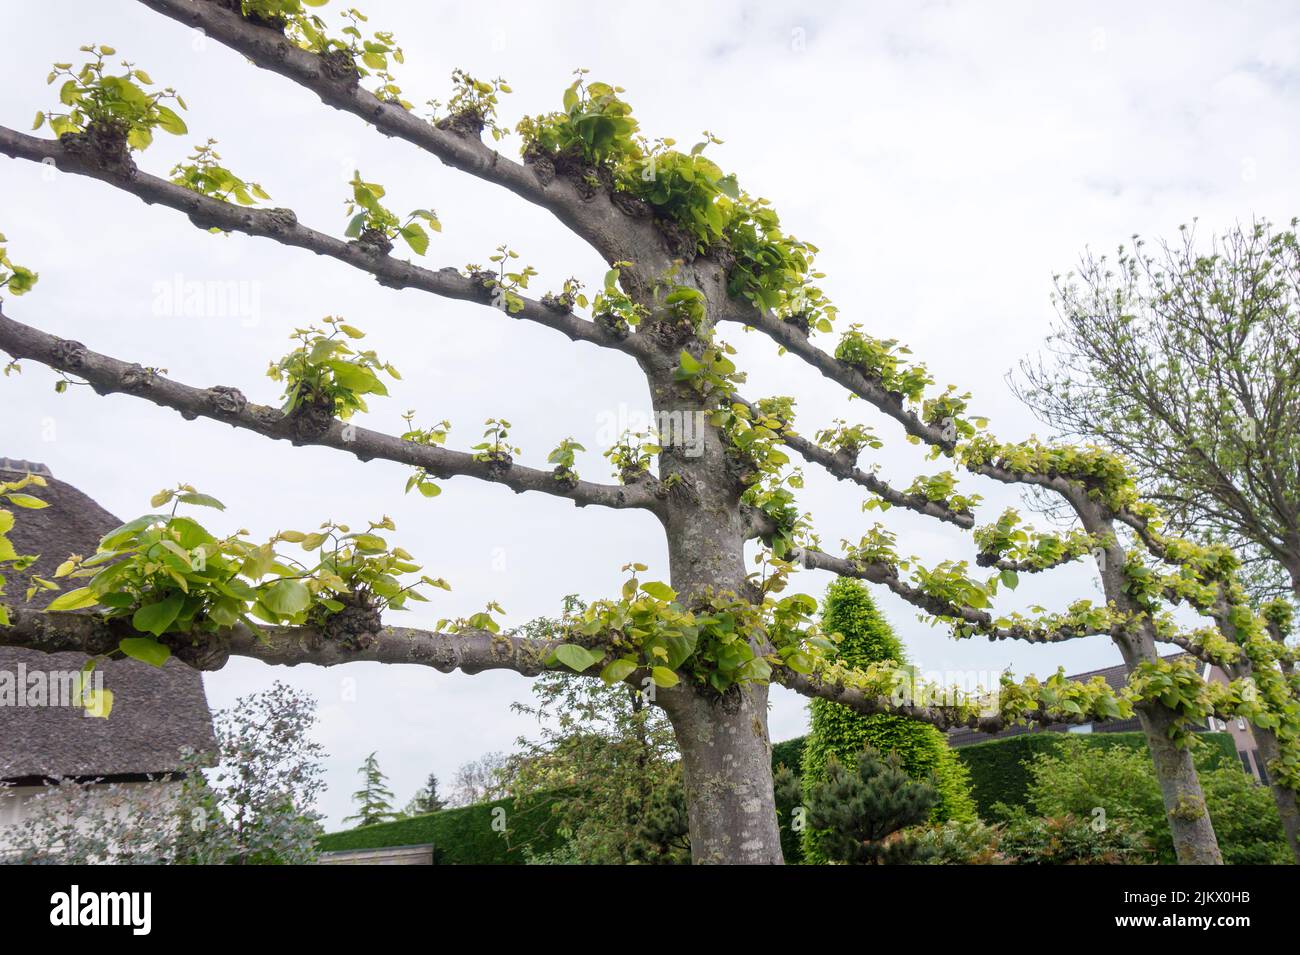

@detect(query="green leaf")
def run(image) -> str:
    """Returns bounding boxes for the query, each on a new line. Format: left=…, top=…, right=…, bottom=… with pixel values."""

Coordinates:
left=46, top=587, right=100, bottom=612
left=154, top=105, right=188, bottom=135
left=119, top=636, right=171, bottom=667
left=651, top=666, right=679, bottom=688
left=177, top=492, right=225, bottom=510
left=350, top=533, right=387, bottom=552
left=1000, top=569, right=1019, bottom=590
left=399, top=222, right=429, bottom=256
left=99, top=515, right=162, bottom=550
left=241, top=544, right=276, bottom=580
left=127, top=126, right=153, bottom=151
left=554, top=643, right=601, bottom=673
left=81, top=686, right=114, bottom=719
left=132, top=592, right=185, bottom=636
left=4, top=493, right=48, bottom=509
left=328, top=361, right=384, bottom=395
left=260, top=578, right=311, bottom=617
left=599, top=658, right=637, bottom=684
left=345, top=212, right=367, bottom=238
left=639, top=581, right=676, bottom=602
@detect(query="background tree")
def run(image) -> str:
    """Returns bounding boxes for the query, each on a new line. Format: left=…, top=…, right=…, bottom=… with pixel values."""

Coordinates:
left=405, top=773, right=446, bottom=816
left=507, top=609, right=686, bottom=863
left=1017, top=218, right=1300, bottom=606
left=344, top=751, right=397, bottom=828
left=1, top=0, right=1297, bottom=864
left=801, top=747, right=938, bottom=865
left=5, top=681, right=325, bottom=864
left=1014, top=218, right=1300, bottom=858
left=800, top=578, right=975, bottom=862
left=446, top=753, right=512, bottom=809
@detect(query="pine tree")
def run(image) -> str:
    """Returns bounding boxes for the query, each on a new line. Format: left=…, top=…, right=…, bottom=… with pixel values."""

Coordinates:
left=344, top=752, right=397, bottom=828
left=803, top=748, right=938, bottom=865
left=406, top=772, right=447, bottom=816
left=801, top=578, right=977, bottom=862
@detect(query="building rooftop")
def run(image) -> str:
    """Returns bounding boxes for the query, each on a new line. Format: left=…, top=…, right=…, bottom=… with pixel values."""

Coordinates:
left=1, top=460, right=215, bottom=781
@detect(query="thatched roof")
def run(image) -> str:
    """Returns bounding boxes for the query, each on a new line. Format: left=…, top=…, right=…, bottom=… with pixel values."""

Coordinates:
left=1, top=460, right=216, bottom=781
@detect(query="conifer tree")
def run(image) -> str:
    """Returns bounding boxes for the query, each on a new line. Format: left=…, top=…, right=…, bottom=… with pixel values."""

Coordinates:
left=803, top=748, right=938, bottom=865
left=801, top=578, right=976, bottom=862
left=344, top=752, right=397, bottom=828
left=406, top=772, right=447, bottom=816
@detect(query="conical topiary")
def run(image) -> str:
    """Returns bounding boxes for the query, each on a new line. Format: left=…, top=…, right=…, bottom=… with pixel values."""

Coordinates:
left=800, top=578, right=977, bottom=863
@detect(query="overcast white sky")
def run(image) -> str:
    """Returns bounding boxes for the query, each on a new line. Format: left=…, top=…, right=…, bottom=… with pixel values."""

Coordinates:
left=3, top=0, right=1299, bottom=828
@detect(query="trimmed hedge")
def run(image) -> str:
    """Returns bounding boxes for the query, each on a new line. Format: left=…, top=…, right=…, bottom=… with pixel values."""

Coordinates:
left=323, top=742, right=812, bottom=864
left=800, top=579, right=977, bottom=863
left=771, top=735, right=807, bottom=863
left=954, top=730, right=1238, bottom=821
left=317, top=730, right=1240, bottom=862
left=318, top=792, right=566, bottom=864
left=771, top=736, right=805, bottom=775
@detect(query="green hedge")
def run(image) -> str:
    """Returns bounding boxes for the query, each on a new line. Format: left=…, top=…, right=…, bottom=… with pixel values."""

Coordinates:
left=322, top=742, right=811, bottom=864
left=954, top=730, right=1238, bottom=821
left=319, top=731, right=1241, bottom=862
left=318, top=793, right=565, bottom=864
left=771, top=736, right=805, bottom=774
left=771, top=735, right=806, bottom=863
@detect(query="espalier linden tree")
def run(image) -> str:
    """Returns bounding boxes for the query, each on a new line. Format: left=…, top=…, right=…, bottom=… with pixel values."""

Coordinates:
left=0, top=0, right=1296, bottom=864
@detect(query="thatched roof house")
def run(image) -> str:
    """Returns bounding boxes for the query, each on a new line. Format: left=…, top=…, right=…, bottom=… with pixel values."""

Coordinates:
left=0, top=458, right=215, bottom=785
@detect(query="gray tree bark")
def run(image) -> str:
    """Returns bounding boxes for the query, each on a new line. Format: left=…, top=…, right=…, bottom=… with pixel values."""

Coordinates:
left=642, top=344, right=787, bottom=864
left=1083, top=504, right=1224, bottom=865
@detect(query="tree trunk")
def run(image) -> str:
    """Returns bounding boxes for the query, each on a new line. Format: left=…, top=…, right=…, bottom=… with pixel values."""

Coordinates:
left=1131, top=702, right=1223, bottom=864
left=662, top=681, right=785, bottom=864
left=642, top=343, right=788, bottom=863
left=1079, top=504, right=1224, bottom=864
left=1109, top=630, right=1222, bottom=864
left=1105, top=628, right=1221, bottom=863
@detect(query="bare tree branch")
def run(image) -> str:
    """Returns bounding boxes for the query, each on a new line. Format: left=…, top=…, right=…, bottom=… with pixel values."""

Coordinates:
left=136, top=0, right=659, bottom=266
left=3, top=605, right=1113, bottom=739
left=0, top=125, right=646, bottom=357
left=0, top=308, right=663, bottom=514
left=2, top=606, right=559, bottom=675
left=772, top=666, right=1092, bottom=733
left=731, top=395, right=974, bottom=528
left=793, top=546, right=1109, bottom=644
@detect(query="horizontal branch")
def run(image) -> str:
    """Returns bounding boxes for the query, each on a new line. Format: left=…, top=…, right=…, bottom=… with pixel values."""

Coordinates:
left=5, top=608, right=1104, bottom=736
left=137, top=0, right=656, bottom=266
left=732, top=395, right=974, bottom=528
left=3, top=606, right=557, bottom=676
left=723, top=305, right=945, bottom=444
left=772, top=666, right=1093, bottom=733
left=0, top=125, right=644, bottom=357
left=793, top=546, right=1109, bottom=645
left=794, top=546, right=985, bottom=623
left=721, top=303, right=1086, bottom=498
left=975, top=552, right=1081, bottom=574
left=0, top=308, right=662, bottom=514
